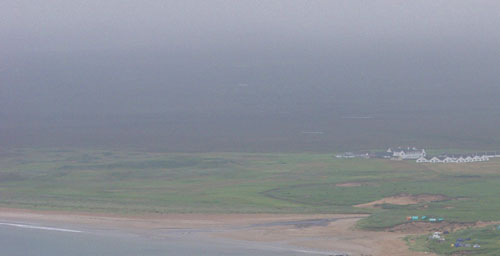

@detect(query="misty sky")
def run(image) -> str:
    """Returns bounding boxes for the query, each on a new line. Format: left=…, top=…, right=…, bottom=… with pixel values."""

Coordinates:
left=2, top=0, right=500, bottom=116
left=2, top=1, right=500, bottom=151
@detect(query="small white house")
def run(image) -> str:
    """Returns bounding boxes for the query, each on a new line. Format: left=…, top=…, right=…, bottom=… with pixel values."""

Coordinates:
left=443, top=157, right=457, bottom=163
left=416, top=157, right=429, bottom=163
left=429, top=157, right=442, bottom=163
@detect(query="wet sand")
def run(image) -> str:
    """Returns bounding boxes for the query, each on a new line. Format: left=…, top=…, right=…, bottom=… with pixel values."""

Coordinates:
left=0, top=208, right=435, bottom=256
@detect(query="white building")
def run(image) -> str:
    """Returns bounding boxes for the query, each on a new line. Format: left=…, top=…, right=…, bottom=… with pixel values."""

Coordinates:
left=443, top=157, right=457, bottom=163
left=429, top=156, right=443, bottom=163
left=416, top=156, right=429, bottom=163
left=388, top=147, right=426, bottom=160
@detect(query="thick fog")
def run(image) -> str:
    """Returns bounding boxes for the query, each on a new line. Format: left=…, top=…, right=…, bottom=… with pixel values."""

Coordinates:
left=2, top=0, right=500, bottom=151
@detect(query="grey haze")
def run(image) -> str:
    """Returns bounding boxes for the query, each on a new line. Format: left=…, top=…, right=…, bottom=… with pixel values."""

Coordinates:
left=2, top=0, right=500, bottom=151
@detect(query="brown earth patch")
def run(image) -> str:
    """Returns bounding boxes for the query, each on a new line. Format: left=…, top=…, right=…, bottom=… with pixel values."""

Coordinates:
left=336, top=182, right=364, bottom=187
left=354, top=194, right=450, bottom=208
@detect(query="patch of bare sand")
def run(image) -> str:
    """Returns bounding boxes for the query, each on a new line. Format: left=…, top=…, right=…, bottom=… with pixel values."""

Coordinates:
left=0, top=208, right=345, bottom=230
left=0, top=208, right=435, bottom=256
left=355, top=194, right=450, bottom=208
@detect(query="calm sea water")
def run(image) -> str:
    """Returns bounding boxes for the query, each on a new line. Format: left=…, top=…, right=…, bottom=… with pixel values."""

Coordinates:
left=0, top=223, right=320, bottom=256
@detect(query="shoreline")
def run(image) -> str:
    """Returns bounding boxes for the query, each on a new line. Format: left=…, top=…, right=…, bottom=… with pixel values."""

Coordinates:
left=0, top=207, right=434, bottom=256
left=0, top=207, right=362, bottom=229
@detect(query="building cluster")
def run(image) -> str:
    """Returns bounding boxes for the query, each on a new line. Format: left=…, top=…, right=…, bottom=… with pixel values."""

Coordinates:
left=335, top=147, right=500, bottom=164
left=416, top=152, right=500, bottom=164
left=336, top=147, right=426, bottom=160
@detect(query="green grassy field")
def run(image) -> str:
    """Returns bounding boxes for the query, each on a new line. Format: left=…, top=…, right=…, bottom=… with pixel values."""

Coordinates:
left=1, top=148, right=499, bottom=218
left=2, top=148, right=500, bottom=254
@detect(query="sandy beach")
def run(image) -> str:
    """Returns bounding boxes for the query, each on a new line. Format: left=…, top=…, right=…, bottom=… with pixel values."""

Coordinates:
left=0, top=208, right=436, bottom=256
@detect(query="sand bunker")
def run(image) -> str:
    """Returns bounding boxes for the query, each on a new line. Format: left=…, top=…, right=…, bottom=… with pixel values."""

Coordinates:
left=355, top=194, right=450, bottom=208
